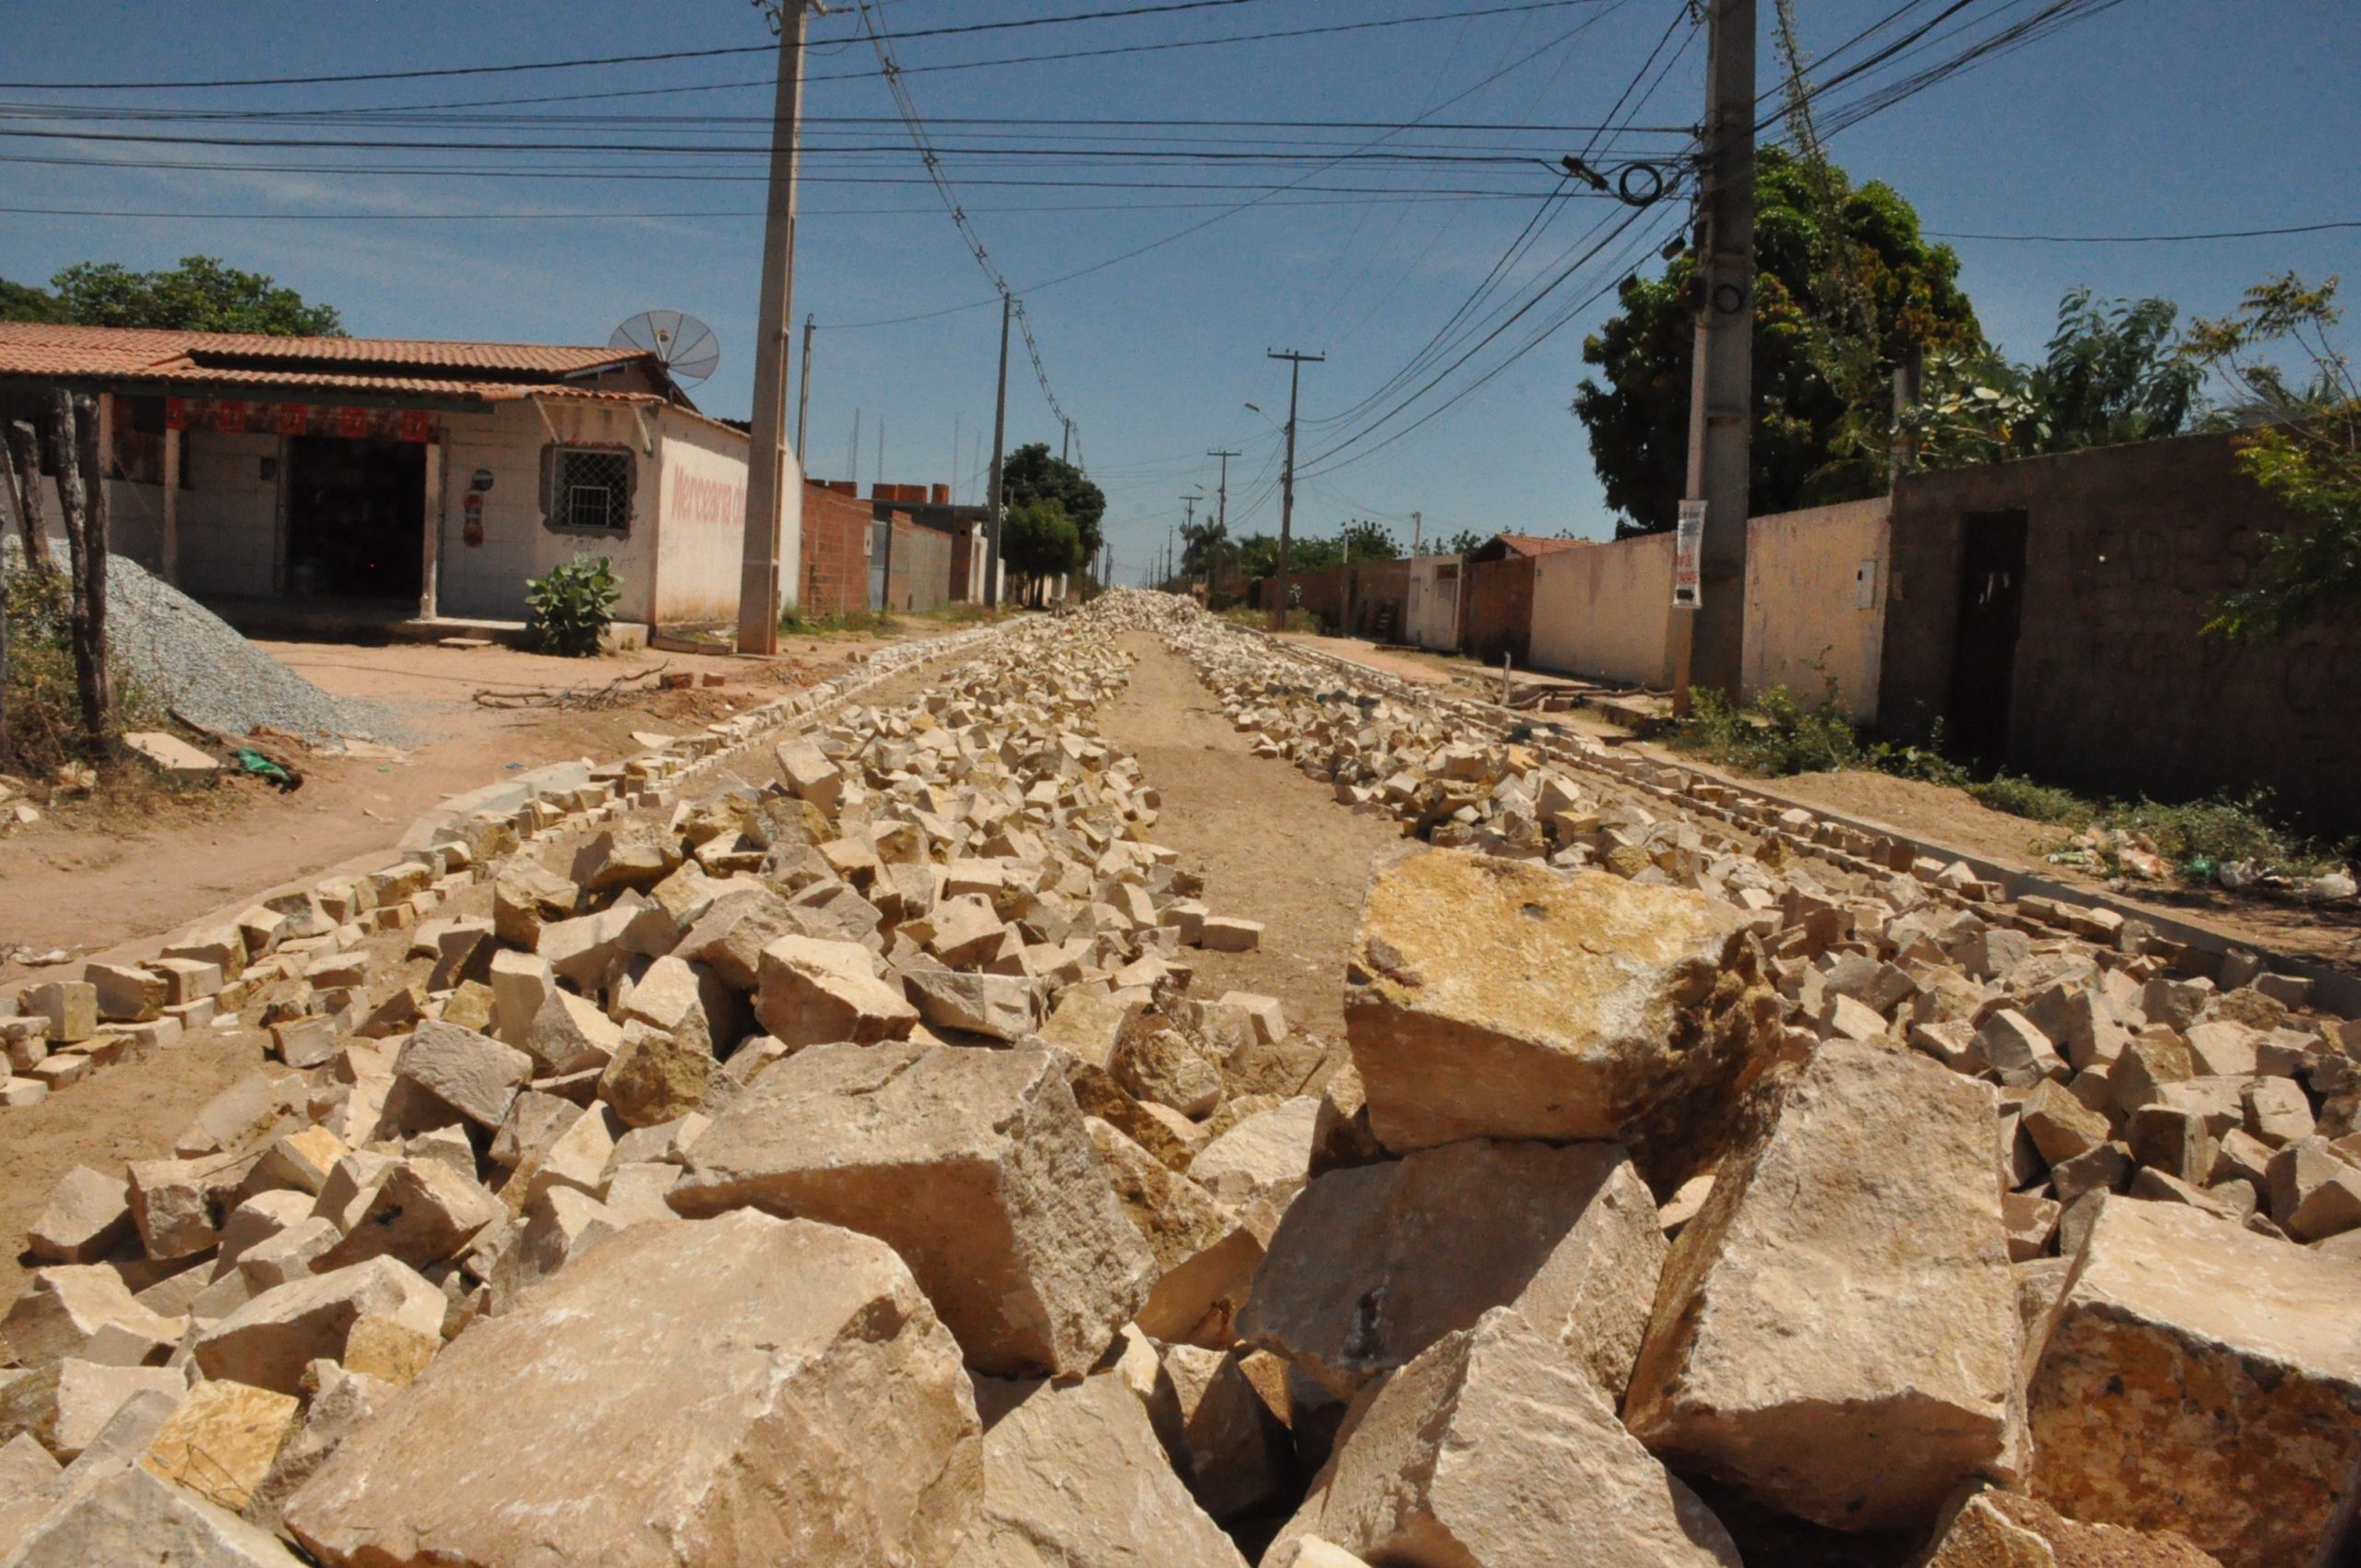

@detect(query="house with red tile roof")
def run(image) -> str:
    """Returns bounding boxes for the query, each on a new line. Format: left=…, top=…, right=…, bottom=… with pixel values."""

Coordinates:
left=0, top=323, right=789, bottom=639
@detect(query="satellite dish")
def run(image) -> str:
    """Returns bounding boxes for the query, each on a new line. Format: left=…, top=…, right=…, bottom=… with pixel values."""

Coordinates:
left=611, top=309, right=720, bottom=387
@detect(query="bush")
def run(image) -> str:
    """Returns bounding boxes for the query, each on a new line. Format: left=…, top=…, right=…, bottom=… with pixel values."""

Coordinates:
left=1965, top=773, right=2093, bottom=826
left=2, top=562, right=164, bottom=774
left=523, top=555, right=618, bottom=658
left=1670, top=683, right=1967, bottom=784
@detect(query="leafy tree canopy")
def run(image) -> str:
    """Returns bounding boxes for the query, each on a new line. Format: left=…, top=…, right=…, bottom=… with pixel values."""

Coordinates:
left=2182, top=272, right=2360, bottom=638
left=1001, top=497, right=1082, bottom=592
left=1337, top=517, right=1401, bottom=562
left=4, top=256, right=344, bottom=337
left=1572, top=147, right=1981, bottom=536
left=0, top=277, right=65, bottom=324
left=1002, top=444, right=1105, bottom=561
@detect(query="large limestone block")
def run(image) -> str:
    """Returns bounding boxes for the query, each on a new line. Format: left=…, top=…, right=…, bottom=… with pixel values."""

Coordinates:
left=190, top=1259, right=445, bottom=1396
left=1624, top=1038, right=2023, bottom=1532
left=1192, top=1097, right=1322, bottom=1207
left=24, top=1166, right=132, bottom=1265
left=753, top=934, right=919, bottom=1046
left=1265, top=1308, right=1739, bottom=1568
left=1919, top=1488, right=2225, bottom=1568
left=283, top=1212, right=981, bottom=1568
left=671, top=1041, right=1154, bottom=1377
left=5, top=1465, right=305, bottom=1567
left=392, top=1022, right=531, bottom=1131
left=1084, top=1118, right=1261, bottom=1347
left=1240, top=1139, right=1665, bottom=1399
left=0, top=1360, right=185, bottom=1461
left=139, top=1377, right=299, bottom=1513
left=1344, top=849, right=1775, bottom=1167
left=1, top=1265, right=182, bottom=1369
left=964, top=1371, right=1248, bottom=1568
left=2027, top=1195, right=2361, bottom=1568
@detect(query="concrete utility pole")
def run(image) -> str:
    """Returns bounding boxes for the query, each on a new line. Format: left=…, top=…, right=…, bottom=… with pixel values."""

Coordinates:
left=985, top=289, right=1012, bottom=608
left=1411, top=509, right=1423, bottom=555
left=737, top=0, right=817, bottom=656
left=1207, top=446, right=1237, bottom=604
left=1667, top=0, right=1758, bottom=709
left=793, top=314, right=815, bottom=462
left=1267, top=350, right=1323, bottom=631
left=1061, top=418, right=1073, bottom=464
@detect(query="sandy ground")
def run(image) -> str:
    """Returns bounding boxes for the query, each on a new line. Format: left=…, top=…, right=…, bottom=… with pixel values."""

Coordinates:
left=1097, top=632, right=1407, bottom=1049
left=0, top=625, right=979, bottom=1303
left=0, top=627, right=943, bottom=984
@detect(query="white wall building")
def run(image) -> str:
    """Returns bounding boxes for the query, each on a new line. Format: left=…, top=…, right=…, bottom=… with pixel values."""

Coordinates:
left=0, top=324, right=795, bottom=639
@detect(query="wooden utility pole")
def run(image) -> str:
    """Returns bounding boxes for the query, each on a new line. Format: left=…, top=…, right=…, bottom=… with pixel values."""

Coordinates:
left=1207, top=446, right=1236, bottom=605
left=736, top=0, right=814, bottom=656
left=1667, top=0, right=1757, bottom=709
left=52, top=393, right=111, bottom=755
left=985, top=290, right=1012, bottom=608
left=1267, top=350, right=1323, bottom=631
left=793, top=314, right=815, bottom=461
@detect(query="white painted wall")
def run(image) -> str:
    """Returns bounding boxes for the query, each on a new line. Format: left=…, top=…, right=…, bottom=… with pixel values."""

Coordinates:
left=178, top=431, right=281, bottom=597
left=1404, top=554, right=1465, bottom=651
left=435, top=400, right=653, bottom=623
left=650, top=405, right=754, bottom=630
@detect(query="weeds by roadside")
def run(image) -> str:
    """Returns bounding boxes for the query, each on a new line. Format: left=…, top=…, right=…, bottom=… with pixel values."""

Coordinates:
left=4, top=562, right=167, bottom=778
left=1219, top=606, right=1320, bottom=634
left=779, top=607, right=900, bottom=636
left=1667, top=681, right=2355, bottom=895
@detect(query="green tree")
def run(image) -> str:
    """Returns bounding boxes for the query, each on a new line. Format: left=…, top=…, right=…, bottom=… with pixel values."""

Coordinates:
left=1001, top=498, right=1082, bottom=603
left=2031, top=288, right=2201, bottom=451
left=0, top=277, right=64, bottom=324
left=42, top=255, right=343, bottom=336
left=1430, top=529, right=1485, bottom=557
left=1572, top=148, right=1981, bottom=535
left=1002, top=444, right=1105, bottom=564
left=2182, top=272, right=2360, bottom=638
left=1337, top=517, right=1401, bottom=562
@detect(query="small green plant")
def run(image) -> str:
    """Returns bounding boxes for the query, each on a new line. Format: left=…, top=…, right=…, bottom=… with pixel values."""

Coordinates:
left=523, top=555, right=619, bottom=658
left=3, top=561, right=164, bottom=775
left=777, top=605, right=897, bottom=636
left=1965, top=773, right=2094, bottom=826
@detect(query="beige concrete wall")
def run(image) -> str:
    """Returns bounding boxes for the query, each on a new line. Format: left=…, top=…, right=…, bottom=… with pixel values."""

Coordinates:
left=650, top=405, right=753, bottom=632
left=1742, top=497, right=1889, bottom=721
left=1528, top=530, right=1674, bottom=687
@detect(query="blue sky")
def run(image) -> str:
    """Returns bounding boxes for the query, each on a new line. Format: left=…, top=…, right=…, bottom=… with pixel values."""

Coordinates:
left=3, top=0, right=2354, bottom=581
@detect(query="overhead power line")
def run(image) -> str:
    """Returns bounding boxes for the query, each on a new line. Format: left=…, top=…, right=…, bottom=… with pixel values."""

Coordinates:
left=1929, top=219, right=2361, bottom=244
left=0, top=1, right=1619, bottom=94
left=0, top=0, right=1289, bottom=90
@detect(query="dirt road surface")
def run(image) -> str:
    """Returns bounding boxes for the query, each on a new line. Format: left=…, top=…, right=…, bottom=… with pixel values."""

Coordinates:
left=0, top=629, right=932, bottom=978
left=1097, top=632, right=1405, bottom=1048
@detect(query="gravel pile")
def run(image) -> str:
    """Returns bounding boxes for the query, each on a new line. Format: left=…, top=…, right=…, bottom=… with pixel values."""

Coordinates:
left=101, top=553, right=405, bottom=744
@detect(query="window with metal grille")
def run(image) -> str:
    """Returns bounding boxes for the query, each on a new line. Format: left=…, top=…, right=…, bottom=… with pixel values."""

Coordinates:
left=542, top=445, right=633, bottom=534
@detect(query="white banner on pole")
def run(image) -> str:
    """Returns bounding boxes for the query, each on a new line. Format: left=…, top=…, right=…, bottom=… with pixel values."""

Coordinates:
left=1672, top=499, right=1705, bottom=609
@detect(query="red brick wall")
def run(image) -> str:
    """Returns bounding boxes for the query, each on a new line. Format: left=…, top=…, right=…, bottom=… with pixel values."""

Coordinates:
left=1464, top=553, right=1536, bottom=665
left=800, top=481, right=870, bottom=618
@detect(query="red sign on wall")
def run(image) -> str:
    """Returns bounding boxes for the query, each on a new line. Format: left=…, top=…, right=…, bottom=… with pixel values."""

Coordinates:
left=163, top=398, right=186, bottom=431
left=278, top=403, right=307, bottom=435
left=396, top=409, right=431, bottom=443
left=336, top=407, right=368, bottom=439
left=216, top=400, right=249, bottom=434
